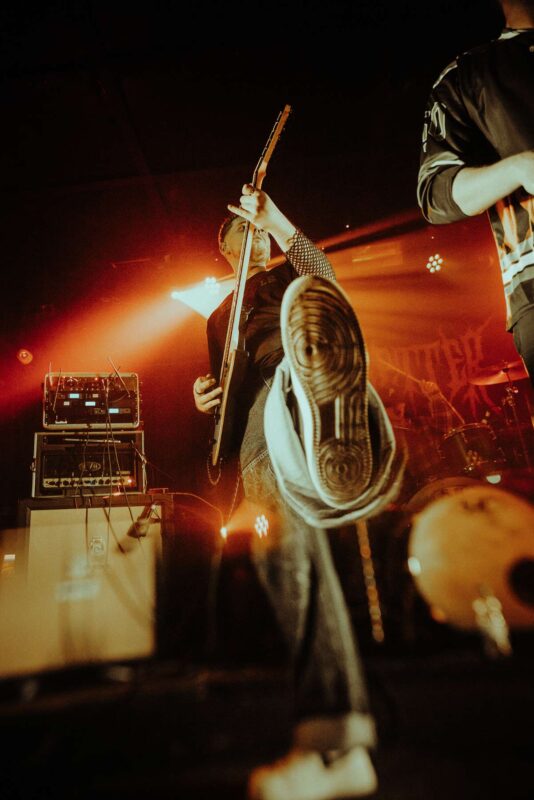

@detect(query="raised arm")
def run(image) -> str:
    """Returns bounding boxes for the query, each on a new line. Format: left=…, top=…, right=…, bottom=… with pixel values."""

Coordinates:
left=228, top=184, right=336, bottom=280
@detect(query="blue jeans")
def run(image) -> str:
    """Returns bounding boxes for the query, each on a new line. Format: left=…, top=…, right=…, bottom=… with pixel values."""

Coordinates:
left=241, top=448, right=376, bottom=753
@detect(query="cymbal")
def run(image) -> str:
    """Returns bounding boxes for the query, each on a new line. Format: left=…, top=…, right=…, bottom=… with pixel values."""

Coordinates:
left=469, top=360, right=529, bottom=385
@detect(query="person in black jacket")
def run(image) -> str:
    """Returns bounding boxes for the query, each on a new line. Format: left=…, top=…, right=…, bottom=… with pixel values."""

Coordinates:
left=193, top=184, right=389, bottom=800
left=417, top=0, right=534, bottom=387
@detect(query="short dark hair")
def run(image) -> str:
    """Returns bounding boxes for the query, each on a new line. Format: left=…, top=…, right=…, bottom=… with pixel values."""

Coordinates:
left=218, top=213, right=238, bottom=251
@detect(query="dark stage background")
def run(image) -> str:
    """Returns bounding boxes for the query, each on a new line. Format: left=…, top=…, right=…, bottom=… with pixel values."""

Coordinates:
left=0, top=0, right=525, bottom=519
left=2, top=6, right=534, bottom=799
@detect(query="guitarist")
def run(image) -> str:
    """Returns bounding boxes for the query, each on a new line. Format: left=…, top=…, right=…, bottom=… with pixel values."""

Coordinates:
left=193, top=185, right=393, bottom=800
left=195, top=185, right=336, bottom=469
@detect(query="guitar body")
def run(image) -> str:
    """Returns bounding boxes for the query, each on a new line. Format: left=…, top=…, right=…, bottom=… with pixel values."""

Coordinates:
left=210, top=104, right=291, bottom=469
left=211, top=347, right=249, bottom=466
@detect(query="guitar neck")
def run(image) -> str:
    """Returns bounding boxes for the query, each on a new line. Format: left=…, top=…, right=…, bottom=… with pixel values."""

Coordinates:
left=211, top=105, right=292, bottom=467
left=218, top=105, right=292, bottom=384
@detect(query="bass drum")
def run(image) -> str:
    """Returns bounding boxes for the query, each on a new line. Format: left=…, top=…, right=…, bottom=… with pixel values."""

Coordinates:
left=405, top=475, right=483, bottom=514
left=408, top=485, right=534, bottom=630
left=380, top=477, right=485, bottom=648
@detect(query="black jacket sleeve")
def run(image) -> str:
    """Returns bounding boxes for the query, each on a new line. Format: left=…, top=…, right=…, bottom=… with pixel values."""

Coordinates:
left=417, top=59, right=478, bottom=225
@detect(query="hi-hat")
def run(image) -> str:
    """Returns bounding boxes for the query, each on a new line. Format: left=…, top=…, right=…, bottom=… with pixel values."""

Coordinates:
left=469, top=360, right=528, bottom=385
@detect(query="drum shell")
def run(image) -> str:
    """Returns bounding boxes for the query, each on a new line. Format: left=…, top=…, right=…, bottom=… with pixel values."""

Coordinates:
left=408, top=485, right=534, bottom=630
left=441, top=423, right=505, bottom=475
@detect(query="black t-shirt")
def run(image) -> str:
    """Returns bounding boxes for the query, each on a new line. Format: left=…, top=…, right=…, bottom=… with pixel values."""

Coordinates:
left=207, top=262, right=298, bottom=381
left=205, top=231, right=334, bottom=469
left=207, top=262, right=298, bottom=466
left=417, top=28, right=534, bottom=329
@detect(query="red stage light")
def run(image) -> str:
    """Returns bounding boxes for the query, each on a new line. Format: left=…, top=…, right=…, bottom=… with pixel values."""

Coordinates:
left=16, top=349, right=33, bottom=365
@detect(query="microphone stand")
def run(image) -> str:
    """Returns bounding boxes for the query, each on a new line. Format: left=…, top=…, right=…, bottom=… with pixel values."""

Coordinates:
left=502, top=374, right=531, bottom=468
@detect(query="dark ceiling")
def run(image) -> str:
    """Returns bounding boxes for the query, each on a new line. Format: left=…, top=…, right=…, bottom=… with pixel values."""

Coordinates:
left=0, top=0, right=510, bottom=510
left=0, top=0, right=503, bottom=316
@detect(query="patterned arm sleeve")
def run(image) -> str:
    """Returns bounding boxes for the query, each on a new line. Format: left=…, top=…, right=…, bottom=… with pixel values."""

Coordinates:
left=417, top=58, right=482, bottom=225
left=285, top=229, right=336, bottom=280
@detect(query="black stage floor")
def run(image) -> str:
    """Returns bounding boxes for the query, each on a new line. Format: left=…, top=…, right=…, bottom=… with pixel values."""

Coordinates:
left=1, top=640, right=534, bottom=800
left=2, top=491, right=534, bottom=799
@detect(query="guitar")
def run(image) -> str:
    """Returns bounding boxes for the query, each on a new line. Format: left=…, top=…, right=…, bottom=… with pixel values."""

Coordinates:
left=211, top=104, right=292, bottom=468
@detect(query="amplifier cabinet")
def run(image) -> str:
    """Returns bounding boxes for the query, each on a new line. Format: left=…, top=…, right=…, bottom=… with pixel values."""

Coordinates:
left=32, top=431, right=146, bottom=498
left=43, top=372, right=140, bottom=430
left=0, top=494, right=174, bottom=680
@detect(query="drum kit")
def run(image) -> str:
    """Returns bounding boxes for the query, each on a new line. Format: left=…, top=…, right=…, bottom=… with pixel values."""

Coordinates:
left=383, top=359, right=534, bottom=651
left=468, top=358, right=532, bottom=468
left=398, top=358, right=533, bottom=509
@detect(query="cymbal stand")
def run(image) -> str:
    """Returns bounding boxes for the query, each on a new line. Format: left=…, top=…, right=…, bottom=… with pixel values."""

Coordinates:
left=502, top=376, right=531, bottom=468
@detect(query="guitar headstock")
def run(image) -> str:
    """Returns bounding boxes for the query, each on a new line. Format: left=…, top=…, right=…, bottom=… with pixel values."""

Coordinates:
left=254, top=104, right=292, bottom=189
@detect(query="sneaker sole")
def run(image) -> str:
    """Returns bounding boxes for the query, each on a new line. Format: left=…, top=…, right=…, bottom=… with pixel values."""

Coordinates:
left=281, top=275, right=372, bottom=505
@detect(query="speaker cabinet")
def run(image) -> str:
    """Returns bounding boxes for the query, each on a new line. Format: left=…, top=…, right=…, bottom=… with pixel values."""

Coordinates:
left=0, top=494, right=172, bottom=680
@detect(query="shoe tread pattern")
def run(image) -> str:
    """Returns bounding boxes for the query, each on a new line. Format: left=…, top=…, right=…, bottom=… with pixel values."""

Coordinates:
left=285, top=278, right=372, bottom=504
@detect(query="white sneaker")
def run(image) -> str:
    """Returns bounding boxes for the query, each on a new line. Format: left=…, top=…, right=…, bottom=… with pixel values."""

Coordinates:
left=248, top=746, right=377, bottom=800
left=280, top=275, right=373, bottom=507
